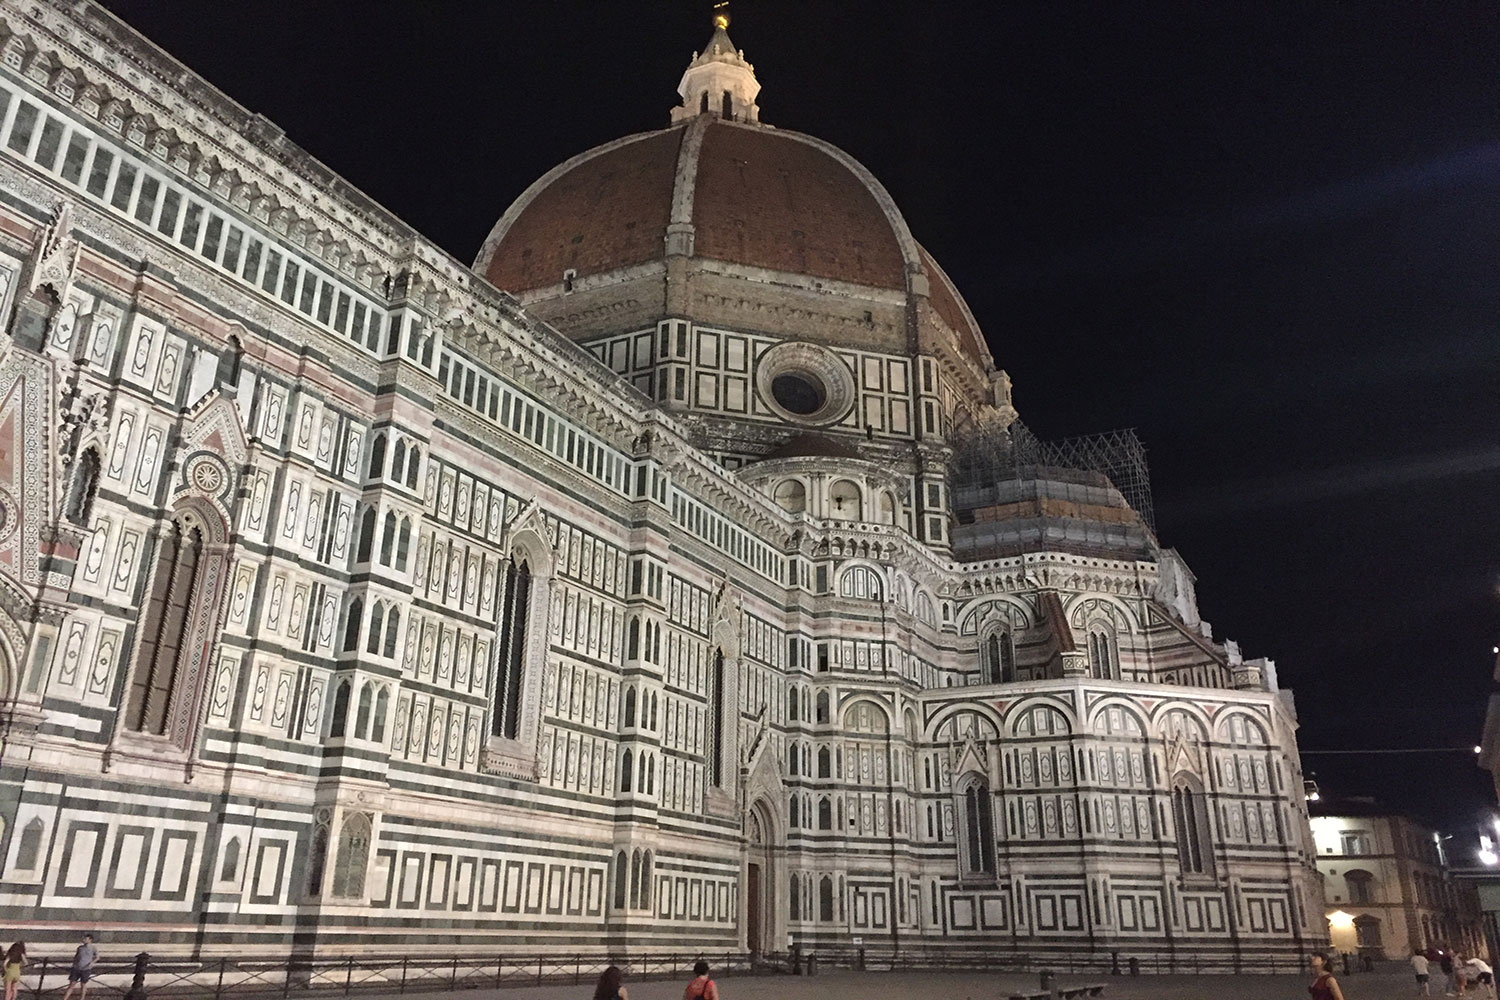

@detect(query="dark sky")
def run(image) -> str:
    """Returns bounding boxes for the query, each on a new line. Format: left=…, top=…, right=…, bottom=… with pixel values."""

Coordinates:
left=99, top=2, right=1500, bottom=829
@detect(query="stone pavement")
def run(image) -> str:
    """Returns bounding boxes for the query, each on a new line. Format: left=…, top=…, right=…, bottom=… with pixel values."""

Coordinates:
left=301, top=966, right=1474, bottom=1000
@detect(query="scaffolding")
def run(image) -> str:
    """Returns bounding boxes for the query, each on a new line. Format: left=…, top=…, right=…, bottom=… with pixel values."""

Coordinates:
left=953, top=420, right=1156, bottom=532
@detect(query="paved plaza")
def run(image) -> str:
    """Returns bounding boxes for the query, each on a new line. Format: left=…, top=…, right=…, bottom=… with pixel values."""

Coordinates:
left=301, top=966, right=1473, bottom=1000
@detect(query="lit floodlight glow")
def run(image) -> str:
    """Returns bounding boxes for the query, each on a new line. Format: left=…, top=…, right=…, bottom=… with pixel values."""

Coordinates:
left=1480, top=849, right=1498, bottom=866
left=1327, top=910, right=1355, bottom=928
left=1477, top=746, right=1484, bottom=754
left=1308, top=791, right=1321, bottom=802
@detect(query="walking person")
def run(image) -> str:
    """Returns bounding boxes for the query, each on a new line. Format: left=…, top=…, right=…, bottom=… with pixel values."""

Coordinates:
left=1309, top=951, right=1346, bottom=1000
left=1443, top=951, right=1459, bottom=996
left=592, top=965, right=628, bottom=1000
left=59, top=934, right=96, bottom=1000
left=3, top=943, right=25, bottom=1000
left=1414, top=949, right=1431, bottom=996
left=683, top=960, right=720, bottom=1000
left=1462, top=955, right=1494, bottom=999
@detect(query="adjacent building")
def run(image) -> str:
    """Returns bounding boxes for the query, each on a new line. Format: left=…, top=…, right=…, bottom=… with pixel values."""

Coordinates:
left=1311, top=800, right=1487, bottom=960
left=0, top=2, right=1325, bottom=965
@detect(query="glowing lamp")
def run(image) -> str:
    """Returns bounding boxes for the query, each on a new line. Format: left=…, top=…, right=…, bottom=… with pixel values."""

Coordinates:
left=1480, top=849, right=1498, bottom=866
left=1328, top=910, right=1355, bottom=928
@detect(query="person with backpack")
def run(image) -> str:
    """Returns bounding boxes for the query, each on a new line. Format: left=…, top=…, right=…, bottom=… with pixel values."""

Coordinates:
left=683, top=960, right=719, bottom=1000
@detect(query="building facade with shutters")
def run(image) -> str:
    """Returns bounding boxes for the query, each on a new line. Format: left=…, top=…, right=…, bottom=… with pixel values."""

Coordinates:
left=0, top=1, right=1325, bottom=965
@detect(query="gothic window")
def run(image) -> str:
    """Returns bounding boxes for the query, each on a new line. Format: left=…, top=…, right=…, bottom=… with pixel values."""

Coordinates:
left=1346, top=869, right=1375, bottom=905
left=818, top=875, right=834, bottom=921
left=306, top=820, right=329, bottom=896
left=367, top=433, right=385, bottom=480
left=355, top=507, right=375, bottom=564
left=789, top=874, right=800, bottom=920
left=982, top=630, right=1014, bottom=684
left=329, top=681, right=351, bottom=739
left=492, top=558, right=532, bottom=740
left=1087, top=625, right=1116, bottom=680
left=721, top=90, right=732, bottom=120
left=371, top=687, right=389, bottom=743
left=13, top=286, right=57, bottom=351
left=406, top=449, right=421, bottom=489
left=391, top=439, right=406, bottom=480
left=650, top=693, right=658, bottom=730
left=395, top=518, right=411, bottom=571
left=789, top=795, right=800, bottom=827
left=620, top=749, right=634, bottom=793
left=818, top=747, right=831, bottom=778
left=383, top=609, right=399, bottom=658
left=219, top=836, right=240, bottom=882
left=624, top=687, right=637, bottom=728
left=627, top=617, right=640, bottom=659
left=126, top=518, right=203, bottom=736
left=65, top=448, right=100, bottom=525
left=342, top=598, right=362, bottom=652
left=379, top=512, right=396, bottom=566
left=613, top=851, right=628, bottom=909
left=816, top=691, right=830, bottom=724
left=15, top=817, right=44, bottom=870
left=629, top=849, right=643, bottom=910
left=787, top=686, right=799, bottom=721
left=330, top=813, right=371, bottom=899
left=367, top=602, right=385, bottom=655
left=788, top=745, right=799, bottom=776
left=1172, top=774, right=1213, bottom=875
left=355, top=682, right=373, bottom=738
left=640, top=850, right=653, bottom=909
left=959, top=776, right=996, bottom=876
left=818, top=797, right=832, bottom=830
left=700, top=91, right=709, bottom=114
left=709, top=649, right=725, bottom=786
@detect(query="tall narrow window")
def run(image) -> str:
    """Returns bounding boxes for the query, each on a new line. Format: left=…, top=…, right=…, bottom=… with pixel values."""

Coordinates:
left=709, top=649, right=725, bottom=786
left=342, top=598, right=362, bottom=652
left=354, top=683, right=373, bottom=737
left=329, top=681, right=351, bottom=739
left=961, top=778, right=996, bottom=875
left=1172, top=776, right=1212, bottom=875
left=621, top=749, right=634, bottom=793
left=65, top=449, right=101, bottom=526
left=700, top=91, right=710, bottom=114
left=355, top=507, right=375, bottom=563
left=492, top=558, right=531, bottom=740
left=721, top=90, right=733, bottom=120
left=819, top=876, right=834, bottom=921
left=1088, top=626, right=1115, bottom=679
left=366, top=603, right=385, bottom=654
left=640, top=850, right=653, bottom=910
left=372, top=688, right=389, bottom=743
left=624, top=687, right=637, bottom=728
left=613, top=851, right=628, bottom=909
left=330, top=813, right=371, bottom=899
left=219, top=837, right=241, bottom=882
left=379, top=512, right=396, bottom=566
left=127, top=519, right=202, bottom=736
left=396, top=519, right=412, bottom=571
left=16, top=817, right=44, bottom=870
left=367, top=433, right=386, bottom=480
left=383, top=608, right=400, bottom=658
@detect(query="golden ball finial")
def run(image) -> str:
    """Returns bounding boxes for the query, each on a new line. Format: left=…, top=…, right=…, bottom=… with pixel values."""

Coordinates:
left=712, top=2, right=730, bottom=29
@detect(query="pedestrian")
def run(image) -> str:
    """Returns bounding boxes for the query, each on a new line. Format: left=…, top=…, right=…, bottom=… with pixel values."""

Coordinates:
left=1309, top=951, right=1346, bottom=1000
left=1462, top=956, right=1494, bottom=999
left=592, top=965, right=627, bottom=1000
left=1414, top=950, right=1432, bottom=996
left=1443, top=951, right=1458, bottom=996
left=683, top=960, right=720, bottom=1000
left=59, top=934, right=96, bottom=1000
left=3, top=943, right=25, bottom=1000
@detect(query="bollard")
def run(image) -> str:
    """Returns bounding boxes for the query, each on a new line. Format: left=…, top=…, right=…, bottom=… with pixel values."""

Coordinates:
left=124, top=952, right=150, bottom=1000
left=1129, top=956, right=1141, bottom=976
left=856, top=946, right=865, bottom=971
left=790, top=944, right=802, bottom=976
left=1111, top=951, right=1120, bottom=976
left=806, top=954, right=818, bottom=977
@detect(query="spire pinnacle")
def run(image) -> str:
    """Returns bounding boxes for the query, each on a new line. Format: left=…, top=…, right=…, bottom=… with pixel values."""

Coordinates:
left=671, top=5, right=762, bottom=125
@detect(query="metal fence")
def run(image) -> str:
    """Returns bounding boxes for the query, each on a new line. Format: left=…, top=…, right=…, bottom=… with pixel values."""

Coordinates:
left=9, top=945, right=1349, bottom=999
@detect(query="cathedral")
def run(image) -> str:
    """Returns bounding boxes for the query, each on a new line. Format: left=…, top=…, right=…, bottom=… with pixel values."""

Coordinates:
left=0, top=2, right=1325, bottom=965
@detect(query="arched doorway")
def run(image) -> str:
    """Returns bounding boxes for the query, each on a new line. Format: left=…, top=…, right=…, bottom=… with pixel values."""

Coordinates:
left=745, top=799, right=777, bottom=956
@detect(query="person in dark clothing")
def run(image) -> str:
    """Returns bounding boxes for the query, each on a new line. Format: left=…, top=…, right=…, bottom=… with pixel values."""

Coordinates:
left=592, top=965, right=628, bottom=1000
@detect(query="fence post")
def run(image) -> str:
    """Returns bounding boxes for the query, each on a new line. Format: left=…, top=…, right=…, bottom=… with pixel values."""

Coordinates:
left=216, top=957, right=227, bottom=1000
left=575, top=958, right=580, bottom=985
left=449, top=957, right=457, bottom=988
left=536, top=957, right=543, bottom=985
left=124, top=952, right=150, bottom=1000
left=32, top=957, right=48, bottom=1000
left=281, top=955, right=291, bottom=999
left=344, top=957, right=353, bottom=994
left=495, top=957, right=503, bottom=989
left=399, top=957, right=408, bottom=995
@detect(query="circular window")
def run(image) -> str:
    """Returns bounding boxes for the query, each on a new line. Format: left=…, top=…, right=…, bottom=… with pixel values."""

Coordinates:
left=755, top=342, right=856, bottom=426
left=771, top=373, right=826, bottom=415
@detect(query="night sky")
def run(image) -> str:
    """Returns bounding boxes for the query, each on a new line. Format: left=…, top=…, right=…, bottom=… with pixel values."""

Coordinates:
left=98, top=2, right=1500, bottom=830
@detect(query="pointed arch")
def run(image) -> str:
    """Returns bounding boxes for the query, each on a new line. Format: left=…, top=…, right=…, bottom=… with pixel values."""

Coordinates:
left=355, top=682, right=373, bottom=738
left=329, top=680, right=351, bottom=738
left=342, top=597, right=363, bottom=652
left=372, top=687, right=389, bottom=743
left=65, top=447, right=101, bottom=525
left=330, top=812, right=372, bottom=899
left=367, top=432, right=386, bottom=480
left=383, top=607, right=400, bottom=657
left=396, top=517, right=412, bottom=571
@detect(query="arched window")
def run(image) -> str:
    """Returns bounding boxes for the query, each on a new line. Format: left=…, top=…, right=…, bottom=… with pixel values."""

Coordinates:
left=354, top=682, right=373, bottom=738
left=395, top=518, right=411, bottom=571
left=492, top=558, right=532, bottom=740
left=1346, top=868, right=1376, bottom=905
left=620, top=749, right=634, bottom=793
left=789, top=795, right=800, bottom=827
left=1087, top=625, right=1116, bottom=680
left=613, top=850, right=628, bottom=909
left=960, top=777, right=996, bottom=875
left=650, top=692, right=658, bottom=730
left=983, top=630, right=1015, bottom=683
left=1172, top=775, right=1213, bottom=875
left=367, top=433, right=386, bottom=480
left=306, top=822, right=329, bottom=896
left=342, top=598, right=363, bottom=652
left=330, top=812, right=371, bottom=899
left=700, top=91, right=709, bottom=114
left=16, top=817, right=44, bottom=870
left=627, top=617, right=640, bottom=660
left=818, top=747, right=831, bottom=778
left=355, top=507, right=376, bottom=563
left=65, top=448, right=100, bottom=525
left=624, top=687, right=637, bottom=728
left=127, top=518, right=203, bottom=736
left=645, top=753, right=655, bottom=794
left=773, top=479, right=806, bottom=513
left=379, top=511, right=397, bottom=566
left=367, top=602, right=385, bottom=654
left=371, top=688, right=389, bottom=744
left=629, top=849, right=643, bottom=910
left=391, top=439, right=407, bottom=480
left=329, top=681, right=351, bottom=739
left=709, top=649, right=725, bottom=786
left=383, top=608, right=400, bottom=658
left=816, top=691, right=830, bottom=724
left=789, top=874, right=800, bottom=920
left=818, top=797, right=832, bottom=830
left=640, top=850, right=653, bottom=910
left=721, top=90, right=733, bottom=120
left=819, top=876, right=834, bottom=921
left=788, top=745, right=799, bottom=776
left=788, top=687, right=799, bottom=722
left=216, top=335, right=243, bottom=386
left=219, top=836, right=241, bottom=882
left=406, top=449, right=421, bottom=489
